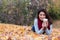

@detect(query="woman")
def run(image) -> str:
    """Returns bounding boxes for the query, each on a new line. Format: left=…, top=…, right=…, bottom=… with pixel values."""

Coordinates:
left=32, top=9, right=53, bottom=35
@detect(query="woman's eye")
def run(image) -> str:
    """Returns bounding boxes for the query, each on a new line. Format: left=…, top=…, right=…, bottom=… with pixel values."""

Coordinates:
left=40, top=14, right=45, bottom=16
left=43, top=14, right=45, bottom=16
left=40, top=14, right=42, bottom=16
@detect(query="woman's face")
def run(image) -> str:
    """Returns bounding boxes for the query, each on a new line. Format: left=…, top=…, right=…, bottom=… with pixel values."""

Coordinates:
left=39, top=12, right=46, bottom=21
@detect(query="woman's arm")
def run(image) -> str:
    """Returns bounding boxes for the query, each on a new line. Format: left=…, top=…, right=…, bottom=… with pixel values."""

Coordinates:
left=45, top=24, right=52, bottom=35
left=34, top=18, right=44, bottom=34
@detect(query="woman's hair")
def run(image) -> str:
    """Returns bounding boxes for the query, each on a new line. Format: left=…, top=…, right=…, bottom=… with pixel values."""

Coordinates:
left=37, top=9, right=53, bottom=24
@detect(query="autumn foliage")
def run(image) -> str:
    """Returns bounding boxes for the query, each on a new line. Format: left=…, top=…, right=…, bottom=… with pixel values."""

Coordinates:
left=0, top=23, right=60, bottom=40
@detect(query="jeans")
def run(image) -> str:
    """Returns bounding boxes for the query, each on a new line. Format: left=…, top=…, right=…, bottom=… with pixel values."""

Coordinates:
left=32, top=26, right=35, bottom=32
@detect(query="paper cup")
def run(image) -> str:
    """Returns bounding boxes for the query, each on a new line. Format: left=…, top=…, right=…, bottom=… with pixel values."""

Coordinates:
left=43, top=19, right=48, bottom=22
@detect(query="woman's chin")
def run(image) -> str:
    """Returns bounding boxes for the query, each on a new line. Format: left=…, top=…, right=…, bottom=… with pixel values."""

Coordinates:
left=40, top=19, right=43, bottom=21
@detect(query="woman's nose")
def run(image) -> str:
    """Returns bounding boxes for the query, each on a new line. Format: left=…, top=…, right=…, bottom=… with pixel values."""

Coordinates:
left=41, top=15, right=44, bottom=17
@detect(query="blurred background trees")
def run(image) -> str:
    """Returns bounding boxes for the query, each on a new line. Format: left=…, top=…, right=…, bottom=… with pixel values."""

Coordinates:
left=0, top=0, right=60, bottom=25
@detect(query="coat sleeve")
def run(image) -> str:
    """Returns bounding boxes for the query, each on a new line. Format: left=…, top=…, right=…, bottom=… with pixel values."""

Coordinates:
left=45, top=24, right=53, bottom=35
left=34, top=18, right=44, bottom=34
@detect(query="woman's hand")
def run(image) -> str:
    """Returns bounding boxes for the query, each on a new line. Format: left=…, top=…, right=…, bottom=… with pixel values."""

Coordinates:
left=42, top=23, right=45, bottom=30
left=42, top=21, right=48, bottom=30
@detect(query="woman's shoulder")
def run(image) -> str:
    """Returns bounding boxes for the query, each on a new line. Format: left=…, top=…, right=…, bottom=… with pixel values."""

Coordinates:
left=50, top=24, right=53, bottom=26
left=50, top=24, right=53, bottom=27
left=34, top=18, right=38, bottom=22
left=34, top=18, right=38, bottom=20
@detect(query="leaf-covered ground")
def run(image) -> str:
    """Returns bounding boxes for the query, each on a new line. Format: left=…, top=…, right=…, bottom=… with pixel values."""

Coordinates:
left=53, top=20, right=60, bottom=28
left=0, top=23, right=60, bottom=40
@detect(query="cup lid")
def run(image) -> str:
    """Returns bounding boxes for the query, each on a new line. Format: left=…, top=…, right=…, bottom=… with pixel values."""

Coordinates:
left=43, top=19, right=48, bottom=22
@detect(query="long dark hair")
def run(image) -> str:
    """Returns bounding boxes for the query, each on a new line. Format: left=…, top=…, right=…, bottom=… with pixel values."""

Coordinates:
left=37, top=9, right=53, bottom=24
